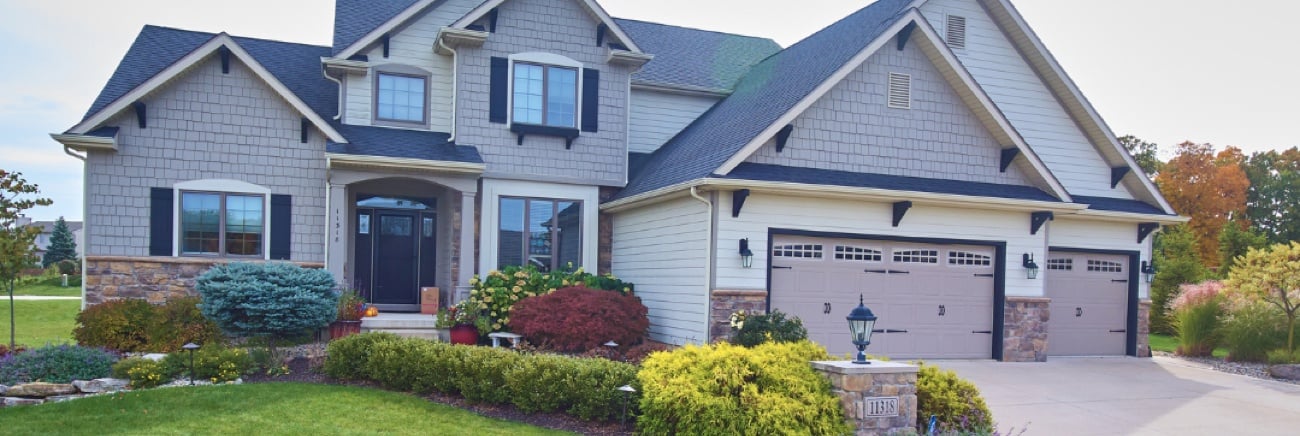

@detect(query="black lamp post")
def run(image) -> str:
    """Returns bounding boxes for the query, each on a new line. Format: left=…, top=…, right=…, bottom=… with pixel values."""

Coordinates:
left=182, top=342, right=200, bottom=385
left=618, top=385, right=637, bottom=427
left=846, top=294, right=878, bottom=365
left=1022, top=253, right=1040, bottom=279
left=739, top=238, right=754, bottom=269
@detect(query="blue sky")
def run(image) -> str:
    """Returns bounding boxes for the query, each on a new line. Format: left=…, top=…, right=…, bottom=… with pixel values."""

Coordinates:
left=1, top=0, right=1296, bottom=221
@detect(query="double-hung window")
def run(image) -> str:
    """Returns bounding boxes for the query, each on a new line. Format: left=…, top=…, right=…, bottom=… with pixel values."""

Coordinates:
left=497, top=197, right=582, bottom=272
left=376, top=72, right=427, bottom=124
left=512, top=63, right=577, bottom=128
left=180, top=192, right=264, bottom=257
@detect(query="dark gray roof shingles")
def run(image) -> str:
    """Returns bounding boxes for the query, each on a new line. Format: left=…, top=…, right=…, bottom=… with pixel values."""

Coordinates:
left=722, top=163, right=1060, bottom=202
left=615, top=0, right=915, bottom=201
left=613, top=18, right=781, bottom=91
left=1071, top=195, right=1170, bottom=216
left=332, top=0, right=422, bottom=56
left=328, top=123, right=483, bottom=164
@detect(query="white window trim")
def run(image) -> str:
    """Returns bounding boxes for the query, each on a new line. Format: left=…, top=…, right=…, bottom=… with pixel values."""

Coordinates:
left=172, top=179, right=272, bottom=260
left=505, top=52, right=584, bottom=129
left=478, top=179, right=598, bottom=275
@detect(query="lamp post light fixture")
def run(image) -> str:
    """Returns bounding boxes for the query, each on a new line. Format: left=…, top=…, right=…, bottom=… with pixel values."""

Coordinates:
left=617, top=385, right=637, bottom=427
left=182, top=342, right=201, bottom=385
left=1022, top=253, right=1040, bottom=279
left=739, top=238, right=755, bottom=269
left=1141, top=261, right=1156, bottom=283
left=846, top=294, right=878, bottom=365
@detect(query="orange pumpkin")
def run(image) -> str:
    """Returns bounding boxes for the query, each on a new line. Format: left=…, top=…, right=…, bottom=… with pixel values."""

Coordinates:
left=365, top=306, right=380, bottom=317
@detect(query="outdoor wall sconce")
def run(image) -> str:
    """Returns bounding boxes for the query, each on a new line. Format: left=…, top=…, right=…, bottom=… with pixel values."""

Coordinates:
left=846, top=294, right=878, bottom=365
left=739, top=238, right=754, bottom=269
left=1141, top=261, right=1156, bottom=283
left=1022, top=253, right=1040, bottom=279
left=182, top=342, right=200, bottom=385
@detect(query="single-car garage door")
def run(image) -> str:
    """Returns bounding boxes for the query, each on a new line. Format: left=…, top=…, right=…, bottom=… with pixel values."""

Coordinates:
left=1045, top=251, right=1130, bottom=356
left=769, top=235, right=996, bottom=359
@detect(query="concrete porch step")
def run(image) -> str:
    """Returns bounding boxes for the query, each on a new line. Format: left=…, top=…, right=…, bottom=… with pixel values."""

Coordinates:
left=360, top=313, right=438, bottom=330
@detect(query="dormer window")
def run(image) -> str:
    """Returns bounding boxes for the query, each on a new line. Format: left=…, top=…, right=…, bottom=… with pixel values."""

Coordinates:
left=375, top=72, right=427, bottom=125
left=512, top=63, right=577, bottom=128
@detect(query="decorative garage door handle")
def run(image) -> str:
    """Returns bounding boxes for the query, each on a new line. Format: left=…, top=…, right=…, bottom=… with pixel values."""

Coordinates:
left=887, top=269, right=910, bottom=275
left=1111, top=279, right=1128, bottom=283
left=872, top=329, right=909, bottom=334
left=823, top=302, right=832, bottom=314
left=973, top=273, right=995, bottom=278
left=772, top=266, right=793, bottom=270
left=1109, top=329, right=1126, bottom=333
left=1076, top=307, right=1083, bottom=317
left=971, top=330, right=993, bottom=334
left=864, top=269, right=889, bottom=274
left=938, top=305, right=946, bottom=316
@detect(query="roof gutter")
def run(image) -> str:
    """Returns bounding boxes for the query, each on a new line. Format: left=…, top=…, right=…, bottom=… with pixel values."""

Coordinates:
left=50, top=133, right=117, bottom=152
left=1066, top=209, right=1189, bottom=225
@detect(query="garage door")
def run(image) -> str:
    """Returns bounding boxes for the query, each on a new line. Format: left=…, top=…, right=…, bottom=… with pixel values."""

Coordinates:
left=1045, top=251, right=1129, bottom=356
left=769, top=235, right=996, bottom=359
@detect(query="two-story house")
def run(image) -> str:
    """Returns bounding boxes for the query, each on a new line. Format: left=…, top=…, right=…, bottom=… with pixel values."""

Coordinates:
left=54, top=0, right=1185, bottom=361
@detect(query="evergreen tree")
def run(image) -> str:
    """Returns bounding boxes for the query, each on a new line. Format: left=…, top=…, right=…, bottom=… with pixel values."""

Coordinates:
left=1218, top=220, right=1267, bottom=275
left=1150, top=225, right=1209, bottom=335
left=42, top=216, right=77, bottom=268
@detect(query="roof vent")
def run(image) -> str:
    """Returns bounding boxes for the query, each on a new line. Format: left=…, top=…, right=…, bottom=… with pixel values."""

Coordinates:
left=887, top=73, right=911, bottom=109
left=946, top=15, right=967, bottom=49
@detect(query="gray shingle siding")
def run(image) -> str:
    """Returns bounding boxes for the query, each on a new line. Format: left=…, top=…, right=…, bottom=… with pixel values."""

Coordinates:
left=85, top=56, right=326, bottom=261
left=745, top=40, right=1030, bottom=186
left=455, top=0, right=630, bottom=186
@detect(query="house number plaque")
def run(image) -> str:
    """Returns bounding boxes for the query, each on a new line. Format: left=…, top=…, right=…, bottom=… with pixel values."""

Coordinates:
left=864, top=396, right=899, bottom=417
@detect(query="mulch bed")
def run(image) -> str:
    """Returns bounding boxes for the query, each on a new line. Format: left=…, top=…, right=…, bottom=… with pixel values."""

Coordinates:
left=244, top=350, right=635, bottom=435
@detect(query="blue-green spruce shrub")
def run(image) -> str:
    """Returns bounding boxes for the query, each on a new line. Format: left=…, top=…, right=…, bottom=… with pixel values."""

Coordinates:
left=196, top=262, right=338, bottom=341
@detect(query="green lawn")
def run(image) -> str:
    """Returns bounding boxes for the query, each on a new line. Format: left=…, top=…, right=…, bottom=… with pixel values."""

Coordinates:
left=1149, top=333, right=1228, bottom=358
left=0, top=383, right=570, bottom=435
left=11, top=275, right=82, bottom=297
left=0, top=299, right=79, bottom=347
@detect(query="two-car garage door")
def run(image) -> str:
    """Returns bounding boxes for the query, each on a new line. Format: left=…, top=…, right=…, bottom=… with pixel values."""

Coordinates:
left=769, top=235, right=996, bottom=359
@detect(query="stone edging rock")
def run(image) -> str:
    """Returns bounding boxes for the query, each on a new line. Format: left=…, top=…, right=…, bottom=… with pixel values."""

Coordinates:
left=0, top=378, right=128, bottom=408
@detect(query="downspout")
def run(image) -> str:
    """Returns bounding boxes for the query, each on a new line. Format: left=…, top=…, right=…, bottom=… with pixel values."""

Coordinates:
left=437, top=37, right=458, bottom=142
left=689, top=186, right=713, bottom=343
left=63, top=146, right=87, bottom=309
left=321, top=69, right=344, bottom=120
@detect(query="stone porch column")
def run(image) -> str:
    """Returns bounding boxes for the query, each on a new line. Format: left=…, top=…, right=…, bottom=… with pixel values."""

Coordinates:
left=812, top=360, right=919, bottom=435
left=326, top=183, right=348, bottom=284
left=455, top=191, right=477, bottom=303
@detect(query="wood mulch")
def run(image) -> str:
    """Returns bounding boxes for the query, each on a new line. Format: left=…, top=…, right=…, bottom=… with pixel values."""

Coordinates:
left=244, top=351, right=635, bottom=435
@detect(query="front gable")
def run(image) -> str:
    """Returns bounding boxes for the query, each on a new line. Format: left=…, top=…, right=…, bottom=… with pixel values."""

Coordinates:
left=745, top=35, right=1032, bottom=187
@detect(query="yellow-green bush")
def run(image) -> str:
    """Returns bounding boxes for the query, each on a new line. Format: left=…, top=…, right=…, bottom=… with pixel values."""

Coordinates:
left=916, top=363, right=993, bottom=434
left=636, top=340, right=849, bottom=435
left=322, top=331, right=400, bottom=380
left=122, top=358, right=167, bottom=389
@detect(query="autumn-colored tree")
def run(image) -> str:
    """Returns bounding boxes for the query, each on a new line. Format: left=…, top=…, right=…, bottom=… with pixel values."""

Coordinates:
left=1226, top=242, right=1300, bottom=354
left=1156, top=142, right=1250, bottom=268
left=1, top=169, right=53, bottom=349
left=1242, top=147, right=1300, bottom=245
left=1118, top=135, right=1162, bottom=177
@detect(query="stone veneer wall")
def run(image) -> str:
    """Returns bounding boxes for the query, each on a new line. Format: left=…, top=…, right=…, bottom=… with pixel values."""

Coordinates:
left=597, top=187, right=618, bottom=275
left=1137, top=299, right=1152, bottom=357
left=812, top=361, right=919, bottom=435
left=1003, top=296, right=1050, bottom=362
left=85, top=256, right=325, bottom=305
left=709, top=290, right=768, bottom=343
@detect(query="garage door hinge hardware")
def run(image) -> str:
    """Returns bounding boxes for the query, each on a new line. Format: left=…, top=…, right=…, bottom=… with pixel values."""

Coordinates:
left=972, top=330, right=993, bottom=334
left=864, top=269, right=889, bottom=274
left=772, top=265, right=792, bottom=269
left=973, top=273, right=994, bottom=277
left=873, top=329, right=909, bottom=334
left=1111, top=279, right=1128, bottom=283
left=1109, top=329, right=1126, bottom=333
left=888, top=269, right=910, bottom=275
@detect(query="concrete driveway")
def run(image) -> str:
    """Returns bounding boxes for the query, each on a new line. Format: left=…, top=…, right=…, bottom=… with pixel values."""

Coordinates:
left=937, top=357, right=1300, bottom=435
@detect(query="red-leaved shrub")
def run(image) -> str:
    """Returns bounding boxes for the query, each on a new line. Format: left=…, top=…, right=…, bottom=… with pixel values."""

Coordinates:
left=510, top=286, right=649, bottom=352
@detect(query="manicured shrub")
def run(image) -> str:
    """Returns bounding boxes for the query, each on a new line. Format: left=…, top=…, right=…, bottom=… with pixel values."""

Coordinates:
left=510, top=286, right=649, bottom=352
left=1222, top=302, right=1287, bottom=362
left=0, top=344, right=118, bottom=384
left=119, top=358, right=167, bottom=389
left=451, top=346, right=523, bottom=404
left=148, top=297, right=225, bottom=352
left=636, top=340, right=848, bottom=435
left=196, top=262, right=338, bottom=343
left=55, top=259, right=79, bottom=275
left=322, top=332, right=400, bottom=380
left=74, top=298, right=154, bottom=352
left=364, top=337, right=441, bottom=391
left=733, top=309, right=808, bottom=347
left=160, top=345, right=254, bottom=383
left=1171, top=281, right=1225, bottom=357
left=565, top=357, right=640, bottom=421
left=916, top=363, right=994, bottom=434
left=504, top=353, right=577, bottom=413
left=468, top=265, right=634, bottom=332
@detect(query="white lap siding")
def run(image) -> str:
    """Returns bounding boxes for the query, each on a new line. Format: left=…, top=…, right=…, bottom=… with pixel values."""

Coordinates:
left=712, top=192, right=1048, bottom=298
left=611, top=196, right=710, bottom=344
left=627, top=90, right=719, bottom=154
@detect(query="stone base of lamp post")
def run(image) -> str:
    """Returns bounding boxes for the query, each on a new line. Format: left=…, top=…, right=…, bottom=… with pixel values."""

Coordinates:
left=811, top=360, right=918, bottom=436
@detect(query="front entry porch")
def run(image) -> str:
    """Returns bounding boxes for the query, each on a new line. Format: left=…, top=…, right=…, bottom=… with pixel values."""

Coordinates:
left=326, top=167, right=478, bottom=313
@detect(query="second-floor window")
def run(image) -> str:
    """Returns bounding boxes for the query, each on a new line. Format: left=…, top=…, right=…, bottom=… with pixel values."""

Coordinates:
left=376, top=73, right=426, bottom=124
left=513, top=63, right=577, bottom=128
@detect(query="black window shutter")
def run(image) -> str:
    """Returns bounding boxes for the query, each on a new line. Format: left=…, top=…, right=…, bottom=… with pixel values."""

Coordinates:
left=270, top=194, right=292, bottom=260
left=149, top=188, right=174, bottom=256
left=489, top=57, right=509, bottom=124
left=582, top=68, right=600, bottom=132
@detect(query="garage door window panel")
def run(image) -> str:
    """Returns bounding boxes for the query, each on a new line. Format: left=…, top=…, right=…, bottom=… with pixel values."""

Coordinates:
left=834, top=245, right=882, bottom=262
left=1048, top=258, right=1072, bottom=270
left=773, top=244, right=823, bottom=259
left=948, top=251, right=991, bottom=266
left=893, top=249, right=938, bottom=264
left=1087, top=260, right=1123, bottom=272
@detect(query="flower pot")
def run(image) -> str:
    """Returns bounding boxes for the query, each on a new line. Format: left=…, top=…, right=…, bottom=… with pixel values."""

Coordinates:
left=330, top=320, right=362, bottom=339
left=450, top=324, right=479, bottom=345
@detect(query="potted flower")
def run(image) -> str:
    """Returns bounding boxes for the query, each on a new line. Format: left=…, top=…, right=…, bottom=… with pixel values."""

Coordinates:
left=330, top=289, right=365, bottom=339
left=442, top=299, right=487, bottom=345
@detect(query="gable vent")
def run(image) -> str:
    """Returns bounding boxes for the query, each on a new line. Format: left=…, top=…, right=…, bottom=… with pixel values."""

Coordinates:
left=887, top=72, right=911, bottom=109
left=946, top=15, right=967, bottom=49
